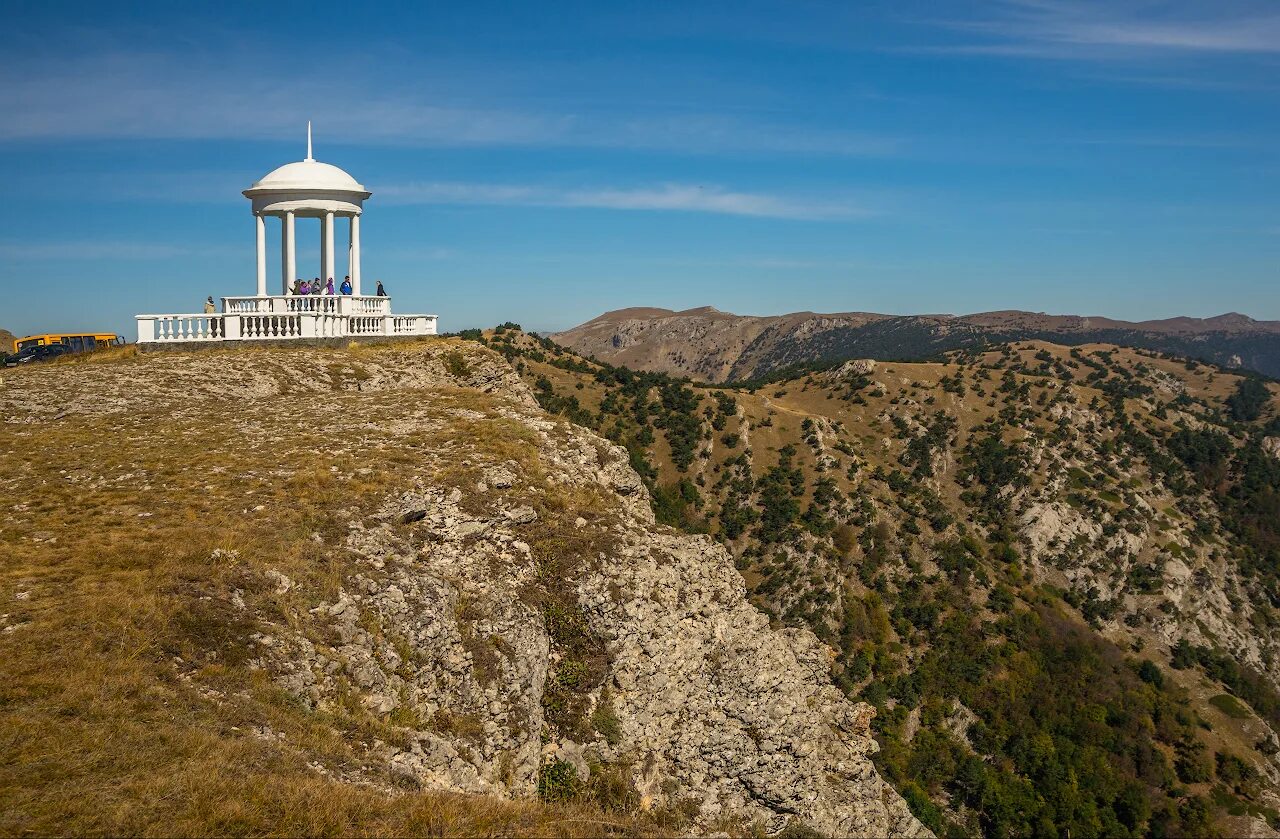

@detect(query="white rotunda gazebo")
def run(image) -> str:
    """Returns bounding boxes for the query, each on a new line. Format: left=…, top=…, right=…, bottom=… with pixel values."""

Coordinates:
left=136, top=125, right=438, bottom=344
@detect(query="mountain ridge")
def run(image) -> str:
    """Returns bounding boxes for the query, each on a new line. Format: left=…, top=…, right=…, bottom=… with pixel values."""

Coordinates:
left=553, top=307, right=1280, bottom=382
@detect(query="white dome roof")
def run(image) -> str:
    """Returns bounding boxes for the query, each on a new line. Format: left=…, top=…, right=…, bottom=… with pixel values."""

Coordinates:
left=245, top=159, right=369, bottom=195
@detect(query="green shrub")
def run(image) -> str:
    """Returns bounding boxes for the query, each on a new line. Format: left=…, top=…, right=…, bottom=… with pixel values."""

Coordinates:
left=900, top=781, right=946, bottom=835
left=556, top=658, right=589, bottom=690
left=1210, top=693, right=1250, bottom=719
left=443, top=350, right=471, bottom=378
left=537, top=759, right=580, bottom=803
left=591, top=690, right=623, bottom=746
left=776, top=819, right=824, bottom=839
left=1227, top=377, right=1269, bottom=422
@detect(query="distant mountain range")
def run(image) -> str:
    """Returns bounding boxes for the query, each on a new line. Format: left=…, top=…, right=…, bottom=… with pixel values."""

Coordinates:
left=552, top=307, right=1280, bottom=382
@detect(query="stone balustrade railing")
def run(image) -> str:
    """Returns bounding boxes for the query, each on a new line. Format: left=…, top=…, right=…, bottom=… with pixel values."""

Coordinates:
left=222, top=295, right=391, bottom=316
left=136, top=310, right=438, bottom=343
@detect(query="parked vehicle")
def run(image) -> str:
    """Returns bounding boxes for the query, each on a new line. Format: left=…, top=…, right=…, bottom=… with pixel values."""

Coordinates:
left=7, top=344, right=73, bottom=366
left=11, top=333, right=124, bottom=354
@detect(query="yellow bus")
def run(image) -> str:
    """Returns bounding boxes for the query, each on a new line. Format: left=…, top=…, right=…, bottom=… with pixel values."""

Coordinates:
left=12, top=333, right=125, bottom=354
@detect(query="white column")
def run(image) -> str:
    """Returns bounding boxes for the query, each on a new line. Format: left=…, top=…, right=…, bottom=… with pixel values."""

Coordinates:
left=319, top=214, right=328, bottom=282
left=255, top=213, right=267, bottom=297
left=350, top=213, right=361, bottom=295
left=323, top=211, right=335, bottom=286
left=282, top=211, right=296, bottom=294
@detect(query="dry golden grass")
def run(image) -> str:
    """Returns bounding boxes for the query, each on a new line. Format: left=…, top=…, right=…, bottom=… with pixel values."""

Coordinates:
left=0, top=342, right=659, bottom=837
left=47, top=343, right=142, bottom=366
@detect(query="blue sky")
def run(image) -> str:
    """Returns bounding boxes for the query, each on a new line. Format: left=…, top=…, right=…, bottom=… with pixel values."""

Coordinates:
left=0, top=0, right=1277, bottom=337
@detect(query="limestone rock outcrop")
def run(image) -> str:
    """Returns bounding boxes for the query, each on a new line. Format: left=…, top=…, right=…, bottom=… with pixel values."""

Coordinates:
left=237, top=343, right=930, bottom=837
left=1264, top=436, right=1280, bottom=461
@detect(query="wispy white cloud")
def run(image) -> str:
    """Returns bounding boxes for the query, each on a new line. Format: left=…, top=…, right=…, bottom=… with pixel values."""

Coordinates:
left=920, top=0, right=1280, bottom=59
left=0, top=170, right=257, bottom=205
left=376, top=181, right=871, bottom=220
left=0, top=240, right=234, bottom=260
left=1070, top=70, right=1280, bottom=91
left=0, top=48, right=895, bottom=157
left=1066, top=131, right=1257, bottom=149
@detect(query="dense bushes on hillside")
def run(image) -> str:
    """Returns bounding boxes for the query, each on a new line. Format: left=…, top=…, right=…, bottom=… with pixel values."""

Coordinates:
left=873, top=603, right=1217, bottom=838
left=483, top=328, right=1280, bottom=835
left=959, top=432, right=1028, bottom=525
left=1166, top=424, right=1280, bottom=596
left=1228, top=378, right=1271, bottom=423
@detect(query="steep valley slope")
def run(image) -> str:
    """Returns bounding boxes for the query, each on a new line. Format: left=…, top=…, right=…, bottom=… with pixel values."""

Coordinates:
left=0, top=342, right=923, bottom=837
left=489, top=324, right=1280, bottom=836
left=552, top=307, right=1280, bottom=382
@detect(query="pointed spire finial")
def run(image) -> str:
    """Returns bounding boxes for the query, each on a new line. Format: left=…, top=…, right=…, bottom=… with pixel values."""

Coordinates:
left=306, top=121, right=314, bottom=161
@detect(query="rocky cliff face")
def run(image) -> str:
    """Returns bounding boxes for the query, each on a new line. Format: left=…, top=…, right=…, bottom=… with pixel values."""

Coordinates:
left=263, top=475, right=924, bottom=835
left=0, top=340, right=926, bottom=835
left=95, top=342, right=926, bottom=836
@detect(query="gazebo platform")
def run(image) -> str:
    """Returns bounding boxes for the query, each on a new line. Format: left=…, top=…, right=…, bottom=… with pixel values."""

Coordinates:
left=136, top=295, right=437, bottom=344
left=136, top=125, right=440, bottom=345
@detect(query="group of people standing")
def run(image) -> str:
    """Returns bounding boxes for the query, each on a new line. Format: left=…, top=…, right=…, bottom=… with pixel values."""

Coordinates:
left=288, top=277, right=387, bottom=297
left=291, top=276, right=354, bottom=296
left=200, top=278, right=388, bottom=314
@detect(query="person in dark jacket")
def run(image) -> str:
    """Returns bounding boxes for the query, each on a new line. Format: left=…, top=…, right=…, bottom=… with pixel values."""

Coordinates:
left=375, top=281, right=387, bottom=297
left=204, top=296, right=220, bottom=337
